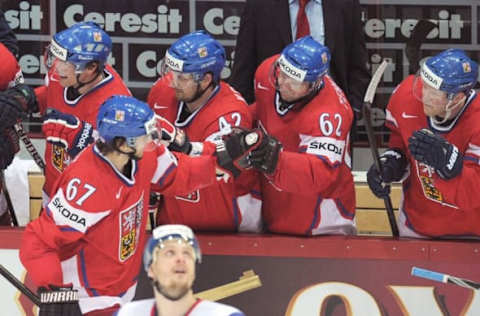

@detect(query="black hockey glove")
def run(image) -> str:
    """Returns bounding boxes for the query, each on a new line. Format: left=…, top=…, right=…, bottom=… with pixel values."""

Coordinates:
left=408, top=128, right=463, bottom=180
left=248, top=129, right=282, bottom=175
left=367, top=148, right=407, bottom=198
left=38, top=285, right=82, bottom=316
left=0, top=84, right=38, bottom=128
left=215, top=128, right=265, bottom=178
left=0, top=128, right=20, bottom=170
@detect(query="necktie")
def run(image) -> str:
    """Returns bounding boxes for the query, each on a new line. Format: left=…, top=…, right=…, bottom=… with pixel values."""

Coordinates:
left=296, top=0, right=310, bottom=40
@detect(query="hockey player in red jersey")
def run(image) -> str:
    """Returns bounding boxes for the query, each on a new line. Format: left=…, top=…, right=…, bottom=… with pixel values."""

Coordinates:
left=147, top=31, right=261, bottom=232
left=115, top=224, right=245, bottom=316
left=367, top=49, right=480, bottom=238
left=35, top=22, right=130, bottom=199
left=19, top=95, right=236, bottom=315
left=242, top=36, right=356, bottom=235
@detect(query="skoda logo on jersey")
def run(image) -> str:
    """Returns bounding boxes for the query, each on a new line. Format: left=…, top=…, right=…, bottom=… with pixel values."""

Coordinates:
left=309, top=141, right=343, bottom=155
left=165, top=51, right=184, bottom=72
left=278, top=55, right=306, bottom=82
left=52, top=197, right=87, bottom=227
left=50, top=39, right=68, bottom=61
left=420, top=64, right=443, bottom=90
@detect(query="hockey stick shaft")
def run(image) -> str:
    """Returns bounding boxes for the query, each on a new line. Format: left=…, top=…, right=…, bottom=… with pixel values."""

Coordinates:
left=13, top=123, right=45, bottom=172
left=0, top=171, right=18, bottom=226
left=411, top=266, right=480, bottom=290
left=0, top=264, right=41, bottom=306
left=362, top=60, right=399, bottom=237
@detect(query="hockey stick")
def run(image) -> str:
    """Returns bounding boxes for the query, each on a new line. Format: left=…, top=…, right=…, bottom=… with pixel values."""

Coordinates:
left=13, top=122, right=45, bottom=172
left=0, top=264, right=41, bottom=306
left=405, top=20, right=436, bottom=74
left=195, top=270, right=262, bottom=301
left=361, top=59, right=399, bottom=238
left=411, top=266, right=480, bottom=291
left=0, top=170, right=18, bottom=226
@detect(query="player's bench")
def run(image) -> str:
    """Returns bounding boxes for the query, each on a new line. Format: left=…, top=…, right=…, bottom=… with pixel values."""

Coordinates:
left=27, top=172, right=402, bottom=236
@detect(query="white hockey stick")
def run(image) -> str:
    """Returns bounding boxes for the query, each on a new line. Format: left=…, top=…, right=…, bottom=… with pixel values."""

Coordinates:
left=411, top=266, right=480, bottom=290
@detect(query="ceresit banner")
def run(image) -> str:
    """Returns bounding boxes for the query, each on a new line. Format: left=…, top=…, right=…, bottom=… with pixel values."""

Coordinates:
left=2, top=229, right=479, bottom=315
left=3, top=0, right=480, bottom=142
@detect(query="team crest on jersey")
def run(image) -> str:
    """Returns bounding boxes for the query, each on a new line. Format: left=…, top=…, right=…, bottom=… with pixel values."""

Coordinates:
left=119, top=195, right=144, bottom=261
left=52, top=144, right=67, bottom=172
left=416, top=162, right=443, bottom=203
left=175, top=190, right=200, bottom=203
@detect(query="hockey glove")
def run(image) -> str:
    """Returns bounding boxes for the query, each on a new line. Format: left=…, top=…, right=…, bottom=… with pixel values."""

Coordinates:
left=367, top=148, right=408, bottom=198
left=248, top=129, right=282, bottom=175
left=408, top=128, right=463, bottom=180
left=215, top=128, right=265, bottom=179
left=155, top=115, right=192, bottom=154
left=0, top=84, right=38, bottom=129
left=38, top=284, right=82, bottom=316
left=0, top=128, right=20, bottom=170
left=42, top=109, right=94, bottom=158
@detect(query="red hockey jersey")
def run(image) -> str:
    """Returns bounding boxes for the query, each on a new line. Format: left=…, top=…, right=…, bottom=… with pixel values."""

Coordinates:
left=385, top=75, right=480, bottom=237
left=254, top=55, right=356, bottom=235
left=34, top=65, right=131, bottom=197
left=147, top=79, right=261, bottom=232
left=20, top=144, right=216, bottom=313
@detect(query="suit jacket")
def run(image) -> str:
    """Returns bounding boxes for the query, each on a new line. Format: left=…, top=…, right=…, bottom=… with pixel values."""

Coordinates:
left=229, top=0, right=371, bottom=111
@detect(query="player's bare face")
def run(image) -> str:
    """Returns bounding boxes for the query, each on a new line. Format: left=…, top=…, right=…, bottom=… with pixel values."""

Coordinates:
left=421, top=82, right=449, bottom=117
left=132, top=134, right=154, bottom=159
left=170, top=72, right=198, bottom=102
left=54, top=60, right=77, bottom=87
left=150, top=240, right=196, bottom=301
left=277, top=71, right=310, bottom=102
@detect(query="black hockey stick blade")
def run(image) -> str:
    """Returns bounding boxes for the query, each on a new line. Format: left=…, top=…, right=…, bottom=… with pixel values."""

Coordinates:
left=13, top=123, right=46, bottom=172
left=0, top=264, right=41, bottom=306
left=0, top=171, right=18, bottom=226
left=405, top=20, right=436, bottom=74
left=362, top=60, right=399, bottom=238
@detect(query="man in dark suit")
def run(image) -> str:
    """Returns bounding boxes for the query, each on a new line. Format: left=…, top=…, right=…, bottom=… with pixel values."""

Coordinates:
left=229, top=0, right=371, bottom=119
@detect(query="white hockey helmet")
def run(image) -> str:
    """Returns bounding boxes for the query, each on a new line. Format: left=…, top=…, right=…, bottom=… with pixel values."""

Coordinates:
left=143, top=224, right=202, bottom=272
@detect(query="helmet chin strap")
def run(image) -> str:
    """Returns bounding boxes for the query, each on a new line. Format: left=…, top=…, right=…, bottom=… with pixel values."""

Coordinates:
left=71, top=65, right=104, bottom=97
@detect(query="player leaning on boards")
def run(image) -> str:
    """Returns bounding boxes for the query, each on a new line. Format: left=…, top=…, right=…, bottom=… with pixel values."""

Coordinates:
left=115, top=224, right=245, bottom=316
left=19, top=95, right=252, bottom=315
left=147, top=31, right=261, bottom=232
left=227, top=36, right=356, bottom=235
left=367, top=49, right=480, bottom=238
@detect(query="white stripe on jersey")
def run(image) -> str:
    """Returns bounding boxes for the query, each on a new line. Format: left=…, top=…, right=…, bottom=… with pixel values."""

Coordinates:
left=466, top=143, right=480, bottom=158
left=236, top=192, right=263, bottom=233
left=48, top=188, right=110, bottom=233
left=151, top=149, right=178, bottom=184
left=385, top=109, right=398, bottom=128
left=61, top=255, right=137, bottom=314
left=310, top=198, right=356, bottom=235
left=299, top=134, right=346, bottom=165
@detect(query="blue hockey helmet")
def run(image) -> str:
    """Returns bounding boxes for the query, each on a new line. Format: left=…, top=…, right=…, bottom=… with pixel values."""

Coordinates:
left=48, top=21, right=112, bottom=72
left=143, top=224, right=202, bottom=272
left=276, top=36, right=330, bottom=83
left=96, top=95, right=158, bottom=147
left=420, top=48, right=478, bottom=97
left=163, top=30, right=226, bottom=82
